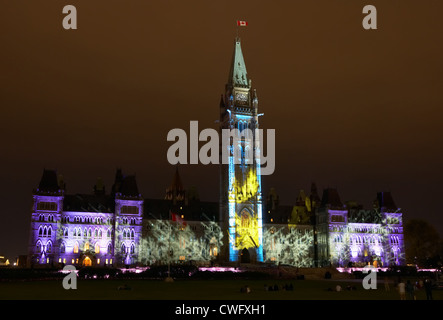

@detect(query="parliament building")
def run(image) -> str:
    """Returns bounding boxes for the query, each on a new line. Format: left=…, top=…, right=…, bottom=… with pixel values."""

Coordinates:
left=27, top=38, right=405, bottom=269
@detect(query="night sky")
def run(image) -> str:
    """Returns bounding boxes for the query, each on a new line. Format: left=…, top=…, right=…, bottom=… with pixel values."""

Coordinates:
left=1, top=1, right=442, bottom=259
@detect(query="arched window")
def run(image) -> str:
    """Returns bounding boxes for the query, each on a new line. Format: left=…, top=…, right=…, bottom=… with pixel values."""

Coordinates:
left=98, top=229, right=102, bottom=238
left=130, top=230, right=135, bottom=239
left=130, top=243, right=135, bottom=254
left=38, top=226, right=43, bottom=237
left=94, top=228, right=98, bottom=238
left=47, top=226, right=52, bottom=237
left=121, top=243, right=126, bottom=254
left=241, top=211, right=250, bottom=228
left=36, top=241, right=42, bottom=253
left=60, top=242, right=66, bottom=253
left=123, top=230, right=127, bottom=239
left=73, top=242, right=79, bottom=254
left=84, top=228, right=87, bottom=239
left=43, top=226, right=47, bottom=237
left=46, top=241, right=52, bottom=253
left=107, top=243, right=112, bottom=254
left=95, top=243, right=100, bottom=254
left=84, top=242, right=89, bottom=251
left=88, top=228, right=92, bottom=238
left=107, top=229, right=111, bottom=238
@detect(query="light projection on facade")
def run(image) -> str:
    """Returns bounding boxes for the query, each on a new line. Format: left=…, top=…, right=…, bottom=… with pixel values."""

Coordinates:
left=323, top=206, right=405, bottom=267
left=220, top=38, right=264, bottom=263
left=263, top=226, right=314, bottom=267
left=140, top=220, right=223, bottom=265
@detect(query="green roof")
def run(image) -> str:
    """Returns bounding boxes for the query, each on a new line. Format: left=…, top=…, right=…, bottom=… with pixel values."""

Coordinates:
left=228, top=38, right=249, bottom=87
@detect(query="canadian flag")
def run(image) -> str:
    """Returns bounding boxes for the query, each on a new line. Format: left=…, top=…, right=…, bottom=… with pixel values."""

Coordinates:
left=237, top=20, right=248, bottom=27
left=171, top=212, right=187, bottom=226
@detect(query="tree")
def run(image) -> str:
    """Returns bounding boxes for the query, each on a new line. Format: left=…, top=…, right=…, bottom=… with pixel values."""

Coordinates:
left=404, top=219, right=440, bottom=267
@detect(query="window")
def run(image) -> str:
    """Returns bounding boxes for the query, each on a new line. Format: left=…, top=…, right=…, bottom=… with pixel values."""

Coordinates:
left=107, top=243, right=112, bottom=254
left=95, top=243, right=100, bottom=254
left=60, top=242, right=66, bottom=253
left=130, top=243, right=135, bottom=254
left=38, top=226, right=43, bottom=237
left=46, top=242, right=52, bottom=253
left=36, top=241, right=42, bottom=253
left=241, top=211, right=250, bottom=228
left=121, top=243, right=126, bottom=254
left=84, top=242, right=89, bottom=251
left=37, top=202, right=57, bottom=211
left=73, top=242, right=79, bottom=254
left=121, top=206, right=139, bottom=214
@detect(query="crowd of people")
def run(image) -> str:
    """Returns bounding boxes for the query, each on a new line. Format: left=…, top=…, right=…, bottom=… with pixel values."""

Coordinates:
left=393, top=277, right=434, bottom=300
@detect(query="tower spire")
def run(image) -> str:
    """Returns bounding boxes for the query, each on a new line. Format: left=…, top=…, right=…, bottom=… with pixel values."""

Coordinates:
left=228, top=38, right=249, bottom=88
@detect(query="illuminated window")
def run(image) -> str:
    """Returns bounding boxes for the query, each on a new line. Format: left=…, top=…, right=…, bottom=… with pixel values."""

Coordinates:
left=71, top=259, right=75, bottom=264
left=63, top=258, right=66, bottom=264
left=73, top=242, right=79, bottom=254
left=84, top=242, right=89, bottom=251
left=59, top=258, right=62, bottom=263
left=95, top=243, right=100, bottom=254
left=105, top=259, right=108, bottom=265
left=97, top=258, right=100, bottom=265
left=179, top=256, right=185, bottom=261
left=241, top=211, right=250, bottom=228
left=83, top=257, right=92, bottom=267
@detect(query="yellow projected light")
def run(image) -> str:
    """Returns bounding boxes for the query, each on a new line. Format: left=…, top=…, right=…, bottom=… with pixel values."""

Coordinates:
left=231, top=169, right=259, bottom=203
left=234, top=209, right=259, bottom=249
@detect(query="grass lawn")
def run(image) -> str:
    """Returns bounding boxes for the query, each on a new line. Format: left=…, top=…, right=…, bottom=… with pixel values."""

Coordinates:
left=0, top=278, right=440, bottom=300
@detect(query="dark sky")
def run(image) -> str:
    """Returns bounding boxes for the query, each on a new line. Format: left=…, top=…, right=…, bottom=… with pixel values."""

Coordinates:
left=1, top=1, right=442, bottom=258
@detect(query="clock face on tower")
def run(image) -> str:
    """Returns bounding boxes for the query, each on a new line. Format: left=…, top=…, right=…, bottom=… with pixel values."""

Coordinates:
left=235, top=92, right=248, bottom=104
